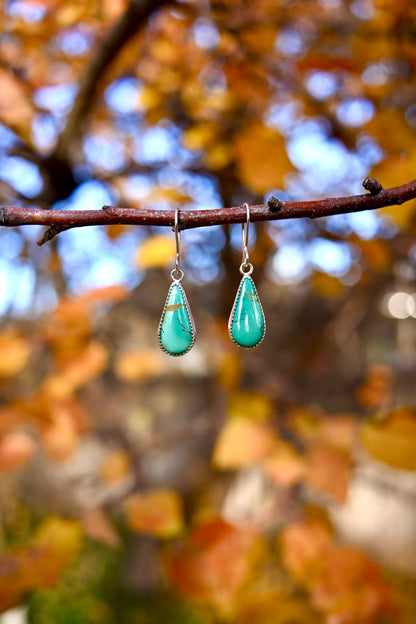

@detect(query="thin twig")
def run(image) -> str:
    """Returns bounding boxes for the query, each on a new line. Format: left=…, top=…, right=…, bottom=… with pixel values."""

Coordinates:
left=0, top=178, right=414, bottom=245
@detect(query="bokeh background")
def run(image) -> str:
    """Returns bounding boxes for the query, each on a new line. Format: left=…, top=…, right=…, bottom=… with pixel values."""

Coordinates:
left=0, top=0, right=416, bottom=622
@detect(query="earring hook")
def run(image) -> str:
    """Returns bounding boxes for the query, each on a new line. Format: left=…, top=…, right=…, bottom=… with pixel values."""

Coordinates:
left=171, top=208, right=184, bottom=282
left=241, top=202, right=250, bottom=267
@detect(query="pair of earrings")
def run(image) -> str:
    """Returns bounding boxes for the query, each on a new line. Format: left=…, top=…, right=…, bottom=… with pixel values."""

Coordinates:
left=158, top=204, right=266, bottom=356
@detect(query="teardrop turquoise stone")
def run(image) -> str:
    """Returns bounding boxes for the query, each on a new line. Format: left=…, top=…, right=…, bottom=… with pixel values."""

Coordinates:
left=229, top=276, right=265, bottom=348
left=159, top=283, right=195, bottom=356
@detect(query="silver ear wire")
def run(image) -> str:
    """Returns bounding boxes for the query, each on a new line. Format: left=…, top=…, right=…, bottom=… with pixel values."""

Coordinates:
left=240, top=203, right=253, bottom=276
left=171, top=207, right=184, bottom=282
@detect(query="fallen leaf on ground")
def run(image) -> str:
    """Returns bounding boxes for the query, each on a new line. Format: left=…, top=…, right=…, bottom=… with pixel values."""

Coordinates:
left=125, top=489, right=184, bottom=538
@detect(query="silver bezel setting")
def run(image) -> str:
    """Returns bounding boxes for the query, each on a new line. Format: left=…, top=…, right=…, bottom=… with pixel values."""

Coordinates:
left=158, top=280, right=196, bottom=356
left=228, top=274, right=266, bottom=349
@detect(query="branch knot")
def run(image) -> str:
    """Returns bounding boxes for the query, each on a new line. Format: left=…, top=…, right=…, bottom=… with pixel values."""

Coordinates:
left=267, top=196, right=283, bottom=212
left=363, top=177, right=383, bottom=195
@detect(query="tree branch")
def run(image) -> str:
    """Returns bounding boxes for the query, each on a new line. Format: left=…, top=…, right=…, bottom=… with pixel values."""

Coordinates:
left=54, top=0, right=170, bottom=160
left=0, top=179, right=414, bottom=245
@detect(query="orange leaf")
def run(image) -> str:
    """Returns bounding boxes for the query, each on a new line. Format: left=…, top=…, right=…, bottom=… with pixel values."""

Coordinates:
left=0, top=333, right=31, bottom=378
left=0, top=548, right=57, bottom=612
left=280, top=521, right=332, bottom=583
left=234, top=123, right=292, bottom=193
left=80, top=508, right=121, bottom=548
left=263, top=441, right=305, bottom=487
left=78, top=285, right=128, bottom=306
left=356, top=364, right=392, bottom=410
left=304, top=441, right=352, bottom=503
left=354, top=238, right=392, bottom=272
left=297, top=54, right=358, bottom=72
left=59, top=341, right=108, bottom=389
left=213, top=418, right=275, bottom=469
left=99, top=450, right=131, bottom=484
left=0, top=69, right=33, bottom=134
left=311, top=546, right=396, bottom=623
left=166, top=517, right=264, bottom=613
left=0, top=432, right=35, bottom=472
left=124, top=489, right=184, bottom=538
left=41, top=408, right=78, bottom=461
left=114, top=349, right=163, bottom=382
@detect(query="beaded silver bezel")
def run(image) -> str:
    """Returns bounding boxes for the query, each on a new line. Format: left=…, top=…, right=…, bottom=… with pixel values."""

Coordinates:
left=228, top=274, right=266, bottom=349
left=158, top=280, right=196, bottom=356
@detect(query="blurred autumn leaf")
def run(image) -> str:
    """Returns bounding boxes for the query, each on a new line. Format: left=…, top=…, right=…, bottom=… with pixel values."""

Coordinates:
left=234, top=124, right=293, bottom=193
left=280, top=520, right=396, bottom=623
left=0, top=432, right=35, bottom=472
left=136, top=235, right=177, bottom=270
left=0, top=333, right=31, bottom=378
left=114, top=348, right=164, bottom=381
left=360, top=409, right=416, bottom=471
left=212, top=418, right=276, bottom=469
left=80, top=508, right=121, bottom=548
left=124, top=489, right=184, bottom=538
left=0, top=516, right=84, bottom=612
left=165, top=517, right=265, bottom=614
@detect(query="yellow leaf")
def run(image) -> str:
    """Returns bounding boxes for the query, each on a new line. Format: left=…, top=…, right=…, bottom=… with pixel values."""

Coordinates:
left=312, top=272, right=344, bottom=298
left=366, top=110, right=415, bottom=154
left=228, top=391, right=273, bottom=421
left=114, top=349, right=163, bottom=381
left=360, top=408, right=416, bottom=470
left=106, top=224, right=127, bottom=239
left=55, top=4, right=85, bottom=25
left=236, top=592, right=318, bottom=624
left=234, top=123, right=292, bottom=193
left=145, top=186, right=191, bottom=204
left=124, top=489, right=184, bottom=538
left=213, top=418, right=275, bottom=469
left=216, top=352, right=242, bottom=390
left=370, top=151, right=416, bottom=228
left=0, top=333, right=31, bottom=378
left=135, top=235, right=176, bottom=270
left=35, top=516, right=83, bottom=565
left=204, top=144, right=233, bottom=170
left=99, top=450, right=131, bottom=484
left=139, top=85, right=163, bottom=110
left=382, top=199, right=416, bottom=230
left=182, top=123, right=219, bottom=151
left=151, top=37, right=177, bottom=63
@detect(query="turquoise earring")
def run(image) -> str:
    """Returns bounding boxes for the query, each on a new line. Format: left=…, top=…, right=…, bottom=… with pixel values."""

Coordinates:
left=228, top=203, right=266, bottom=348
left=158, top=208, right=196, bottom=356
